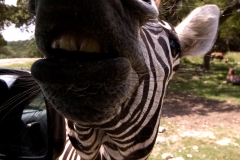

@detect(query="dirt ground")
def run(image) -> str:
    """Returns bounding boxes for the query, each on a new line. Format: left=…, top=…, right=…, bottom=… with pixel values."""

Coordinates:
left=161, top=92, right=240, bottom=132
left=0, top=58, right=39, bottom=66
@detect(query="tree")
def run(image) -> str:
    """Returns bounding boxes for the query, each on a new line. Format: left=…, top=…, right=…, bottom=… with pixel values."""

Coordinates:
left=0, top=0, right=9, bottom=46
left=0, top=0, right=34, bottom=44
left=0, top=34, right=7, bottom=47
left=1, top=0, right=240, bottom=59
left=159, top=0, right=240, bottom=70
left=203, top=0, right=240, bottom=70
left=0, top=0, right=37, bottom=58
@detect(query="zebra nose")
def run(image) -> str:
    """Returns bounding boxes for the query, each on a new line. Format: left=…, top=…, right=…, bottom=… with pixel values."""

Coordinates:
left=123, top=0, right=159, bottom=25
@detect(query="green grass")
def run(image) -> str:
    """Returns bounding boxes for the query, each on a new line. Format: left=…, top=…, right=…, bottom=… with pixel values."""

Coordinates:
left=0, top=62, right=34, bottom=70
left=167, top=52, right=240, bottom=105
left=0, top=60, right=36, bottom=70
left=225, top=52, right=240, bottom=64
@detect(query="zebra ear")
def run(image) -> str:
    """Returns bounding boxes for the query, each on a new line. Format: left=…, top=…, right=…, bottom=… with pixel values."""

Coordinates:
left=155, top=0, right=161, bottom=7
left=175, top=5, right=220, bottom=57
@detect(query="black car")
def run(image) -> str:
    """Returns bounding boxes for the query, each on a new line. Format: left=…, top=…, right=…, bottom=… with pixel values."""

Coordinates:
left=0, top=69, right=65, bottom=160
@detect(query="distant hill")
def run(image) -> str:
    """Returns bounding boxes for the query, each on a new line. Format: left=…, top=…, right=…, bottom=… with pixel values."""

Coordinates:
left=0, top=39, right=42, bottom=58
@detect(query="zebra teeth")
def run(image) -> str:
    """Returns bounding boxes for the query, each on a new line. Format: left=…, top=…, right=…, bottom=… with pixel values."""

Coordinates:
left=51, top=33, right=101, bottom=53
left=51, top=34, right=78, bottom=51
left=79, top=36, right=101, bottom=53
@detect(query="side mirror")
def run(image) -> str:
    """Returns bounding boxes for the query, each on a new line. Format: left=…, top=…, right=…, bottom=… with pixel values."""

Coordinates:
left=0, top=68, right=66, bottom=160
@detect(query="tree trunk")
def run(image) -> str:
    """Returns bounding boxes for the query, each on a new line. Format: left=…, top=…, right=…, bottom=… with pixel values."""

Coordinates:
left=202, top=0, right=240, bottom=70
left=203, top=52, right=211, bottom=70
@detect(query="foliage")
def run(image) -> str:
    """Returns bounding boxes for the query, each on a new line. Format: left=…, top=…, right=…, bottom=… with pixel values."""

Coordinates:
left=0, top=0, right=240, bottom=55
left=0, top=34, right=7, bottom=47
left=159, top=0, right=240, bottom=52
left=0, top=0, right=34, bottom=31
left=0, top=1, right=11, bottom=30
left=0, top=46, right=11, bottom=58
left=0, top=39, right=42, bottom=58
left=0, top=0, right=34, bottom=45
left=21, top=39, right=42, bottom=58
left=219, top=10, right=240, bottom=51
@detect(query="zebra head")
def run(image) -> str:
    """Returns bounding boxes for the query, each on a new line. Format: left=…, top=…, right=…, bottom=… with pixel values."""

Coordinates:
left=29, top=0, right=219, bottom=159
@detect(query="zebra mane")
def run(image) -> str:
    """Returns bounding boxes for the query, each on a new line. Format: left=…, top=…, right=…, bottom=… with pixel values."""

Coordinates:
left=175, top=5, right=220, bottom=57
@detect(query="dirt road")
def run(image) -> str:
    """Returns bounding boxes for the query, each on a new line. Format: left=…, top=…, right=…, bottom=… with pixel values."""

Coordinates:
left=0, top=58, right=39, bottom=66
left=162, top=92, right=240, bottom=132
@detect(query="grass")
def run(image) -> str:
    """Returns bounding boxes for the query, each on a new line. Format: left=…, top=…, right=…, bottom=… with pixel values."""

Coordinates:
left=167, top=52, right=240, bottom=105
left=149, top=52, right=240, bottom=160
left=1, top=53, right=240, bottom=160
left=0, top=62, right=34, bottom=70
left=0, top=59, right=37, bottom=70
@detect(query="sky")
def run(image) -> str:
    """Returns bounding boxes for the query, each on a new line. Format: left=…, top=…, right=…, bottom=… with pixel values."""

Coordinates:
left=1, top=0, right=35, bottom=41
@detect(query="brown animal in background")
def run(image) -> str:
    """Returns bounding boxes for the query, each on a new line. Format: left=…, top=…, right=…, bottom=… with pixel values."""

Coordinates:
left=226, top=68, right=240, bottom=85
left=235, top=62, right=240, bottom=65
left=211, top=52, right=228, bottom=63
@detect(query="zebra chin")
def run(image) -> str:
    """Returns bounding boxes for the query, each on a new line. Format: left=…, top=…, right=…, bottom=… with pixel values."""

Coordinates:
left=40, top=86, right=131, bottom=126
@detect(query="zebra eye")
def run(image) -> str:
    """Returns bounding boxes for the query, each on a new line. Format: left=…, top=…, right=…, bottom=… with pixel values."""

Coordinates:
left=169, top=39, right=180, bottom=57
left=142, top=0, right=151, bottom=4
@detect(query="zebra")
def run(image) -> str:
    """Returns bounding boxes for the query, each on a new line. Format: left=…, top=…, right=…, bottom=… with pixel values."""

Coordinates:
left=26, top=0, right=220, bottom=159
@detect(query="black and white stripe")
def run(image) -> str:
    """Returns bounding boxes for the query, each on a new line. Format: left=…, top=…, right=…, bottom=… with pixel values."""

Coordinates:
left=57, top=20, right=181, bottom=160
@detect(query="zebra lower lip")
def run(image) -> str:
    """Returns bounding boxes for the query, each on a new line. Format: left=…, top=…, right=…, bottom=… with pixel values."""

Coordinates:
left=46, top=49, right=119, bottom=63
left=30, top=57, right=135, bottom=125
left=31, top=57, right=131, bottom=85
